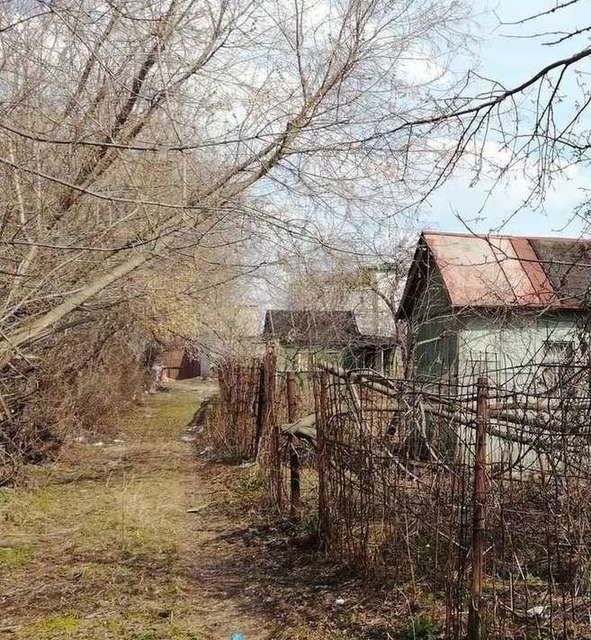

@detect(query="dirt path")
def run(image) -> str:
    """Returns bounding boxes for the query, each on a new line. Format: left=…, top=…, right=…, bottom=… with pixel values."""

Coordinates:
left=0, top=380, right=280, bottom=640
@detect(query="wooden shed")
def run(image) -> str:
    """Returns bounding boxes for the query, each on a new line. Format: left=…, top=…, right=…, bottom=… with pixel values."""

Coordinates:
left=158, top=346, right=210, bottom=380
left=398, top=231, right=591, bottom=383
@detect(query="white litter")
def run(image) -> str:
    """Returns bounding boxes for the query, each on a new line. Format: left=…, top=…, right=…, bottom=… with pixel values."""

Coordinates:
left=527, top=605, right=549, bottom=619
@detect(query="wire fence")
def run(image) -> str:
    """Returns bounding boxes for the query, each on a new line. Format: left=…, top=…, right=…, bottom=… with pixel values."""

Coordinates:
left=206, top=354, right=591, bottom=638
left=317, top=364, right=591, bottom=639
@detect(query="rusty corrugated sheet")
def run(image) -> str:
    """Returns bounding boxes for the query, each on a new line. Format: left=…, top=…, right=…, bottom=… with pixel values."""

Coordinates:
left=530, top=238, right=591, bottom=307
left=421, top=231, right=591, bottom=310
left=509, top=237, right=556, bottom=306
left=424, top=233, right=525, bottom=307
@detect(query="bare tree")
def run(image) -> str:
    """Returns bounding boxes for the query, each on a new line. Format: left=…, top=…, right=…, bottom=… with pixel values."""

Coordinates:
left=0, top=0, right=469, bottom=472
left=274, top=226, right=413, bottom=372
left=347, top=1, right=591, bottom=224
left=0, top=0, right=467, bottom=365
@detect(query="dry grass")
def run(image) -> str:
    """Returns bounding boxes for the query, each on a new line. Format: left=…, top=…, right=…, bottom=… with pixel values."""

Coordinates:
left=0, top=381, right=213, bottom=640
left=2, top=315, right=151, bottom=486
left=0, top=379, right=428, bottom=640
left=1, top=380, right=361, bottom=640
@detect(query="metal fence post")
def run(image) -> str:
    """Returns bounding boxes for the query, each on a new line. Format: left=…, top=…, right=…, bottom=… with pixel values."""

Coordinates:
left=287, top=371, right=301, bottom=522
left=468, top=375, right=489, bottom=640
left=317, top=370, right=330, bottom=549
left=253, top=362, right=266, bottom=460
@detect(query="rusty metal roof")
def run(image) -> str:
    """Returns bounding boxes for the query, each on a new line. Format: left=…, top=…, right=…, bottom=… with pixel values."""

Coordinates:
left=399, top=231, right=591, bottom=315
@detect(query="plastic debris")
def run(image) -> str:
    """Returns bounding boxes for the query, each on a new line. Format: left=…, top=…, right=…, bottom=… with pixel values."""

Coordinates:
left=527, top=605, right=549, bottom=618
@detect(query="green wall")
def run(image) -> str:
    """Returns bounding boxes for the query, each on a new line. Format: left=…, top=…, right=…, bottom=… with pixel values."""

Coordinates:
left=415, top=311, right=583, bottom=384
left=457, top=312, right=581, bottom=382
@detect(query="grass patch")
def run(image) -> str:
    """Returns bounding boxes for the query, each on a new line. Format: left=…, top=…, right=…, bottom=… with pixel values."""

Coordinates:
left=397, top=614, right=441, bottom=640
left=0, top=545, right=32, bottom=567
left=0, top=383, right=223, bottom=639
left=128, top=628, right=207, bottom=640
left=2, top=471, right=190, bottom=559
left=32, top=614, right=81, bottom=635
left=238, top=466, right=265, bottom=495
left=118, top=381, right=216, bottom=442
left=19, top=617, right=210, bottom=640
left=0, top=381, right=354, bottom=640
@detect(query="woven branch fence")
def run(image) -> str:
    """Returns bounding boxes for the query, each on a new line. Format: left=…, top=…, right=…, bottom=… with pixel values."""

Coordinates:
left=205, top=352, right=316, bottom=513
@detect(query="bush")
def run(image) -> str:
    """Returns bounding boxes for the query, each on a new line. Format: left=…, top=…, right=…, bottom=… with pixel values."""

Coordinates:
left=0, top=308, right=148, bottom=484
left=397, top=614, right=441, bottom=640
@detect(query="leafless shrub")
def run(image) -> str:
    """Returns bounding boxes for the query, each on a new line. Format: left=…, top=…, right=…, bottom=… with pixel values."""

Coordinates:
left=311, top=365, right=591, bottom=638
left=0, top=307, right=148, bottom=484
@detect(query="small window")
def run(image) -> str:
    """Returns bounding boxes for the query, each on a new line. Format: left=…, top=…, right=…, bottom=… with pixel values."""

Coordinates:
left=539, top=340, right=575, bottom=392
left=542, top=340, right=574, bottom=364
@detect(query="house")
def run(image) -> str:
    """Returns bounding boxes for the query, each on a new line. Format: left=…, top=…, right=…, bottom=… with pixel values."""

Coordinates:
left=286, top=262, right=402, bottom=338
left=261, top=309, right=397, bottom=372
left=345, top=264, right=401, bottom=337
left=397, top=231, right=591, bottom=383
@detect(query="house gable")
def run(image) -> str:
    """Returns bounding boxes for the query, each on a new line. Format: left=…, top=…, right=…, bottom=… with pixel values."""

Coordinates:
left=399, top=231, right=591, bottom=316
left=397, top=235, right=452, bottom=322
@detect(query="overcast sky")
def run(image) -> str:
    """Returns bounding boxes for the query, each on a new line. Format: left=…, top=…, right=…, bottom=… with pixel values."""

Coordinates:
left=424, top=0, right=591, bottom=238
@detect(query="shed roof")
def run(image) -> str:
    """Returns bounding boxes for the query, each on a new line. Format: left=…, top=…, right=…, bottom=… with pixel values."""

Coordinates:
left=262, top=309, right=361, bottom=347
left=398, top=231, right=591, bottom=316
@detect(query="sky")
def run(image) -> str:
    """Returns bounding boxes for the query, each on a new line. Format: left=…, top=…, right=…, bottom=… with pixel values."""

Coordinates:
left=423, top=0, right=591, bottom=238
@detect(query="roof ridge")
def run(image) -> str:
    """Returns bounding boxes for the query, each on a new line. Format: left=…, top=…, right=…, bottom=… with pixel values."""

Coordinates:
left=422, top=229, right=591, bottom=243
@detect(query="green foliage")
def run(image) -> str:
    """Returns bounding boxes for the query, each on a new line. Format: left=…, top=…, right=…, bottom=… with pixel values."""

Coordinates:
left=130, top=632, right=160, bottom=640
left=130, top=627, right=206, bottom=640
left=296, top=513, right=319, bottom=537
left=397, top=614, right=441, bottom=640
left=526, top=632, right=552, bottom=640
left=238, top=468, right=264, bottom=494
left=33, top=614, right=80, bottom=635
